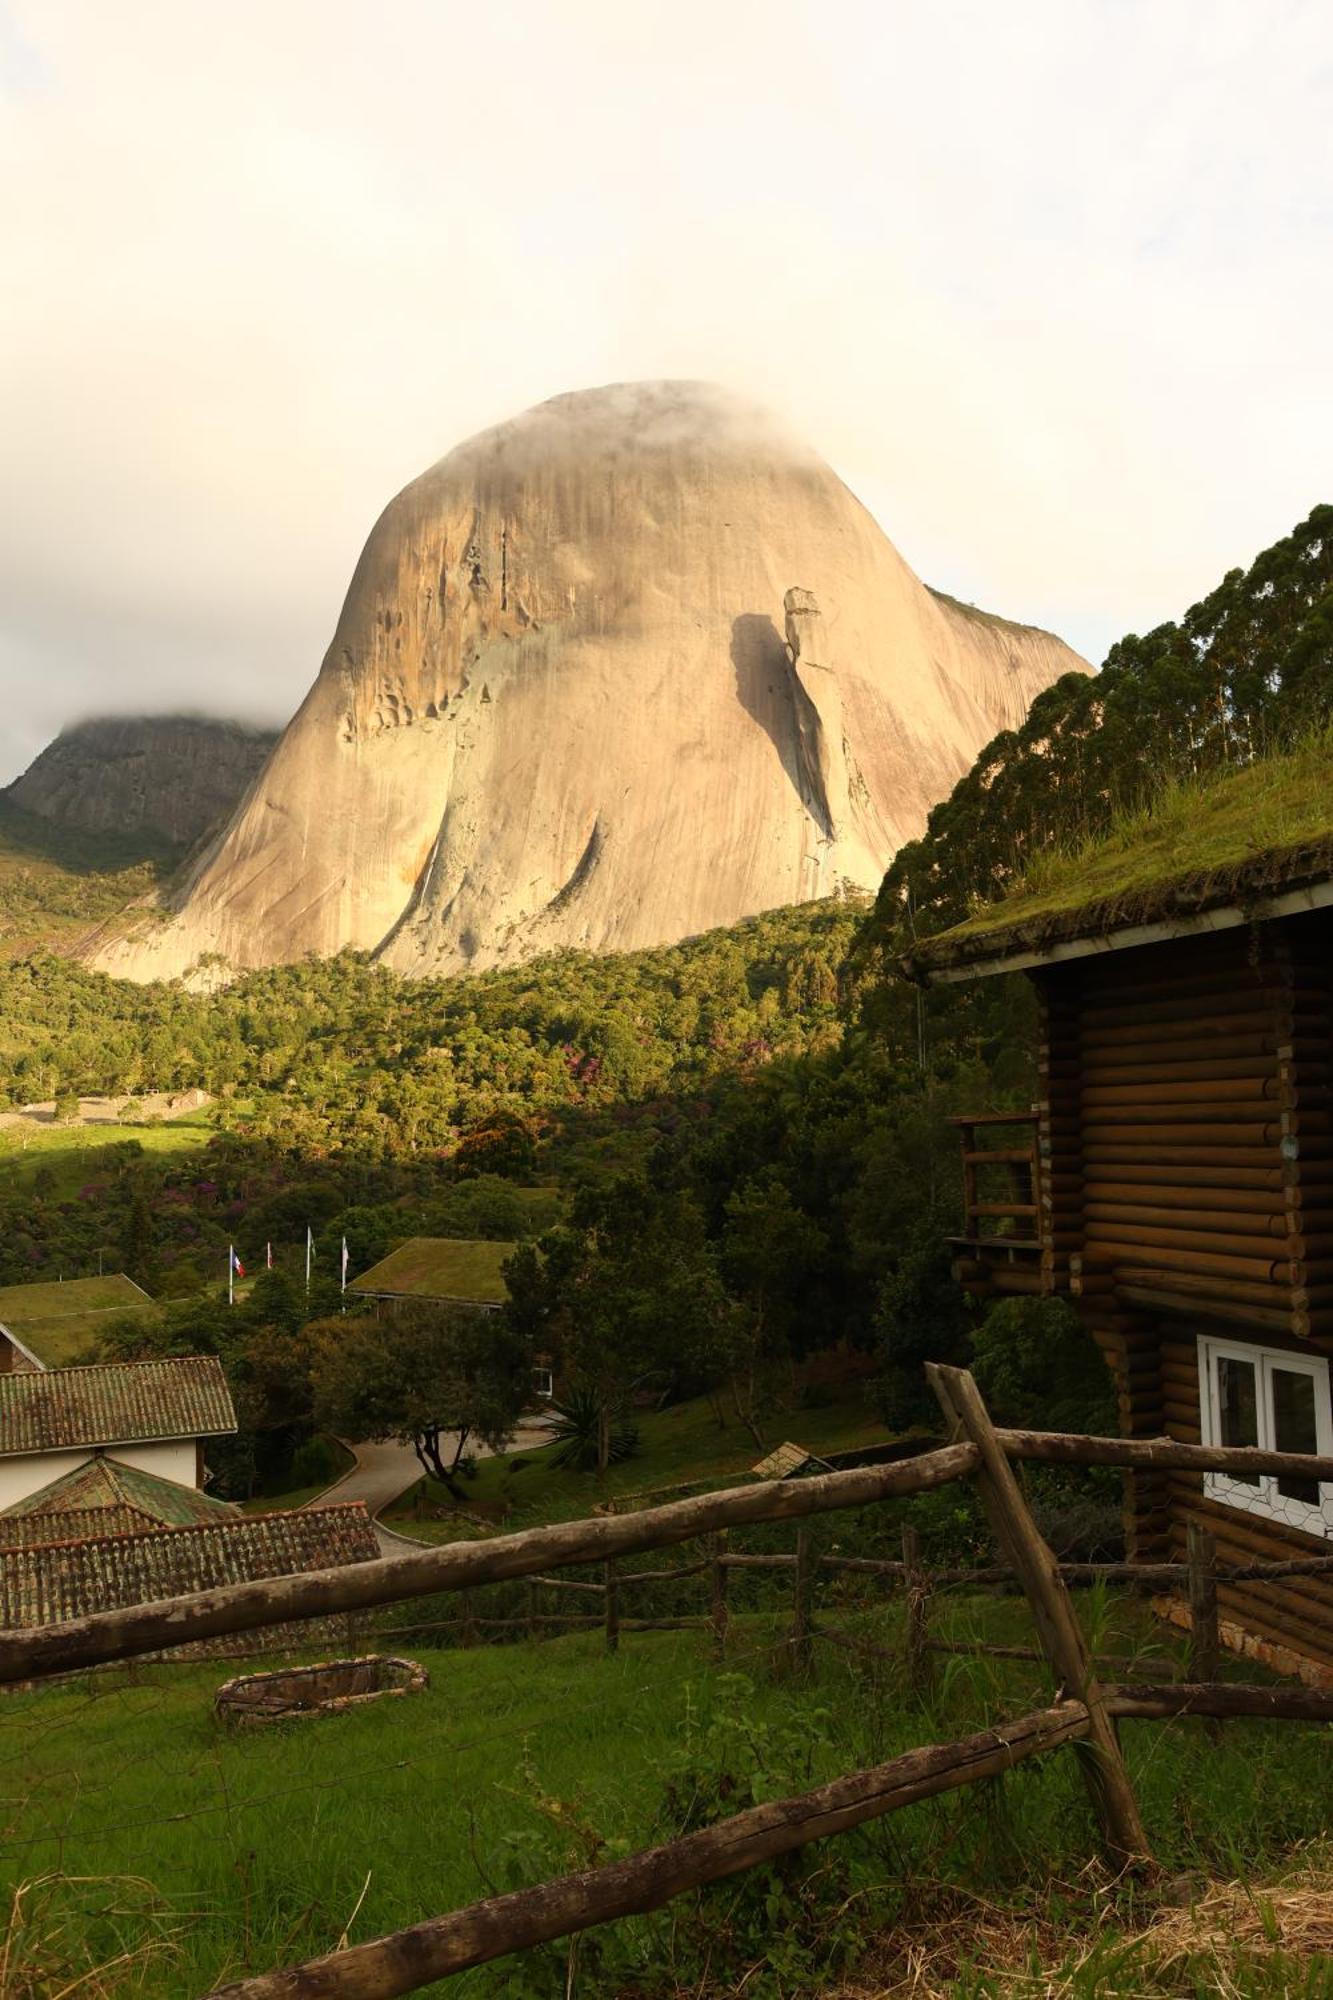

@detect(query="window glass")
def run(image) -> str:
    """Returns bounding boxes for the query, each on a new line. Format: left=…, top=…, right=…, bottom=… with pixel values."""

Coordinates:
left=1272, top=1367, right=1320, bottom=1505
left=1216, top=1354, right=1261, bottom=1486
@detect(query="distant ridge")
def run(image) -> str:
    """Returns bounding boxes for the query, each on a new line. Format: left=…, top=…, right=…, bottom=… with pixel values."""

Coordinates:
left=8, top=714, right=277, bottom=850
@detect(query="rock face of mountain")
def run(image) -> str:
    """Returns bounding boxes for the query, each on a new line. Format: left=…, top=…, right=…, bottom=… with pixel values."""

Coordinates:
left=94, top=382, right=1089, bottom=982
left=9, top=716, right=277, bottom=850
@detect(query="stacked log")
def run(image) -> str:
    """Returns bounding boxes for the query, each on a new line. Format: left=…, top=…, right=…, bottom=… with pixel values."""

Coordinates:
left=1033, top=911, right=1333, bottom=1665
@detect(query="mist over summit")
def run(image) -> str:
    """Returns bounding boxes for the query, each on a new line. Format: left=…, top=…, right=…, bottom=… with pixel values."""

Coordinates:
left=93, top=381, right=1088, bottom=983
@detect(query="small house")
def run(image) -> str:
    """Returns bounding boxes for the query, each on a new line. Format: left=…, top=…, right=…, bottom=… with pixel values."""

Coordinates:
left=349, top=1235, right=553, bottom=1398
left=0, top=1272, right=156, bottom=1371
left=905, top=783, right=1333, bottom=1680
left=0, top=1355, right=236, bottom=1509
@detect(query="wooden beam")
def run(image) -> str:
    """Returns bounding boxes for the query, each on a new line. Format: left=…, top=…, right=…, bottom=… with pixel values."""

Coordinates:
left=1107, top=1683, right=1333, bottom=1723
left=998, top=1427, right=1333, bottom=1483
left=204, top=1702, right=1092, bottom=1999
left=926, top=1365, right=1151, bottom=1869
left=0, top=1442, right=980, bottom=1684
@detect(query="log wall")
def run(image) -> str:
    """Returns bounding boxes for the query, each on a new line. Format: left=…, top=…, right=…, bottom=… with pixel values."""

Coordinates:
left=1034, top=909, right=1333, bottom=1668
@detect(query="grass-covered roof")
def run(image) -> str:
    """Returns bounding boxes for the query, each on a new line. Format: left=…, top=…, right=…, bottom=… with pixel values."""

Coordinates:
left=348, top=1236, right=515, bottom=1305
left=0, top=1273, right=156, bottom=1367
left=904, top=737, right=1333, bottom=979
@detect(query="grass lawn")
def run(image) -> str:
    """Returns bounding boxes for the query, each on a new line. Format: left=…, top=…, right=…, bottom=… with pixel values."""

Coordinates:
left=240, top=1438, right=358, bottom=1514
left=0, top=1118, right=214, bottom=1199
left=386, top=1386, right=895, bottom=1536
left=2, top=1597, right=1330, bottom=1998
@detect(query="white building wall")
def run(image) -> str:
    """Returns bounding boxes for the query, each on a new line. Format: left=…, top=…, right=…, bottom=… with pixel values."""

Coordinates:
left=0, top=1438, right=202, bottom=1510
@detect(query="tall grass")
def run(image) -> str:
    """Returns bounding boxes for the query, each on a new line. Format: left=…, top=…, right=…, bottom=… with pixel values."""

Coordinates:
left=1, top=1596, right=1331, bottom=1996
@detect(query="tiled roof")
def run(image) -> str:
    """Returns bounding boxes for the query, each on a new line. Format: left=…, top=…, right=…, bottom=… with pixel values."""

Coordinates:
left=1, top=1454, right=235, bottom=1530
left=0, top=1506, right=155, bottom=1548
left=0, top=1356, right=235, bottom=1455
left=0, top=1503, right=379, bottom=1630
left=750, top=1441, right=833, bottom=1481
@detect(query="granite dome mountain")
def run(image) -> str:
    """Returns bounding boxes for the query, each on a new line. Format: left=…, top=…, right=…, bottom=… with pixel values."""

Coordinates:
left=94, top=381, right=1089, bottom=982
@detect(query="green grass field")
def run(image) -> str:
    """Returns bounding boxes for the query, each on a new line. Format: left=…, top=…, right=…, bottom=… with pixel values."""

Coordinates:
left=388, top=1386, right=894, bottom=1535
left=2, top=1596, right=1329, bottom=1999
left=0, top=1116, right=214, bottom=1199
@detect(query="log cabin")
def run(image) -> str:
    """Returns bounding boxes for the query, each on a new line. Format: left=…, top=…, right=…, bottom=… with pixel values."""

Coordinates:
left=903, top=777, right=1333, bottom=1683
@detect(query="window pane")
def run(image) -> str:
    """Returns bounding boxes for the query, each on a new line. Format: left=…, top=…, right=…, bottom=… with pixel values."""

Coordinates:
left=1272, top=1368, right=1320, bottom=1506
left=1216, top=1355, right=1261, bottom=1486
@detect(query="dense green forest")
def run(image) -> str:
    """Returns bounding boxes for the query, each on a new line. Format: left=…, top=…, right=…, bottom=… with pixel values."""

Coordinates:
left=1, top=503, right=1327, bottom=1491
left=855, top=502, right=1333, bottom=973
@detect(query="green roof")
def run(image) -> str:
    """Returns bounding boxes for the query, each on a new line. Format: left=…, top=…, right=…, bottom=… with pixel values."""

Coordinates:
left=0, top=1455, right=235, bottom=1541
left=905, top=741, right=1333, bottom=980
left=349, top=1237, right=515, bottom=1306
left=0, top=1356, right=236, bottom=1455
left=0, top=1273, right=156, bottom=1369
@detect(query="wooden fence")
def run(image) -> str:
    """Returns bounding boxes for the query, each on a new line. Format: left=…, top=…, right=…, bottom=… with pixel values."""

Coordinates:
left=4, top=1364, right=1333, bottom=1999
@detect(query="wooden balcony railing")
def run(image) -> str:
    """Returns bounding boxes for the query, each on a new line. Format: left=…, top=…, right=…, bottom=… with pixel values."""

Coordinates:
left=947, top=1109, right=1045, bottom=1295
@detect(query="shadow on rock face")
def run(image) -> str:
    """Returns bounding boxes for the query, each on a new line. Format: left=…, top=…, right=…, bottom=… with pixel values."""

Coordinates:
left=730, top=613, right=829, bottom=833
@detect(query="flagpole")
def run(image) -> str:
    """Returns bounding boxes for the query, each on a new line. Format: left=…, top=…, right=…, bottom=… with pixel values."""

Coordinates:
left=306, top=1226, right=312, bottom=1293
left=228, top=1243, right=234, bottom=1308
left=341, top=1236, right=348, bottom=1295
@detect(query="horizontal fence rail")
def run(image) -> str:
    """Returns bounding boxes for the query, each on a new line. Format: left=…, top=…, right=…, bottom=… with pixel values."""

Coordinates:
left=0, top=1443, right=979, bottom=1684
left=205, top=1701, right=1096, bottom=2000
left=6, top=1365, right=1333, bottom=2000
left=6, top=1424, right=1333, bottom=1685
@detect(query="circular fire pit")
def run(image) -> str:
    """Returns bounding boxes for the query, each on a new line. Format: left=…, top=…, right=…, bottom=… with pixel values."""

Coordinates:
left=215, top=1655, right=428, bottom=1725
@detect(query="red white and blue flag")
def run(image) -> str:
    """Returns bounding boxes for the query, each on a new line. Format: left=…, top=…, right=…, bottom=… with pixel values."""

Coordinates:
left=230, top=1248, right=246, bottom=1278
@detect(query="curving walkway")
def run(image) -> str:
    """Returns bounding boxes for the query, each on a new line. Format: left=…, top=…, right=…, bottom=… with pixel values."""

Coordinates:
left=306, top=1422, right=552, bottom=1555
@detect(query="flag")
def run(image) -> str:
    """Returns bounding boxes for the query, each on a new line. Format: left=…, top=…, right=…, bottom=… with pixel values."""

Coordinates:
left=340, top=1236, right=349, bottom=1293
left=230, top=1248, right=245, bottom=1278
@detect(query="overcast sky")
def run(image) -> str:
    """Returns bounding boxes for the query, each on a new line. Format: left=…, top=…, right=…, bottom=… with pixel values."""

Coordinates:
left=1, top=0, right=1329, bottom=783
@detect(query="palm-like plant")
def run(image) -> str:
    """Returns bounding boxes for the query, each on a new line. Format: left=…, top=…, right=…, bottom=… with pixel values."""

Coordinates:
left=546, top=1386, right=640, bottom=1472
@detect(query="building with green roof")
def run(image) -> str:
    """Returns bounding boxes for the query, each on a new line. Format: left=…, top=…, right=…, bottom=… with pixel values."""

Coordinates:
left=348, top=1236, right=515, bottom=1309
left=0, top=1271, right=157, bottom=1371
left=904, top=748, right=1333, bottom=1681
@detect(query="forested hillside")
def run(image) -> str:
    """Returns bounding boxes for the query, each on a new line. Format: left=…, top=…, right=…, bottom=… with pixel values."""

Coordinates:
left=1, top=504, right=1326, bottom=1498
left=855, top=502, right=1333, bottom=972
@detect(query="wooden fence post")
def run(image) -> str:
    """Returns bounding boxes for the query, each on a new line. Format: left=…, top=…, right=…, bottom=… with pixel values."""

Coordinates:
left=901, top=1523, right=933, bottom=1700
left=1187, top=1520, right=1221, bottom=1739
left=925, top=1363, right=1152, bottom=1871
left=1186, top=1521, right=1219, bottom=1680
left=604, top=1562, right=620, bottom=1656
left=710, top=1533, right=730, bottom=1663
left=790, top=1526, right=815, bottom=1677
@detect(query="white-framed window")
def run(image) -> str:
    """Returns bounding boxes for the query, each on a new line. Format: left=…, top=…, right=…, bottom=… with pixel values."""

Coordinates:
left=1197, top=1335, right=1333, bottom=1539
left=531, top=1366, right=554, bottom=1400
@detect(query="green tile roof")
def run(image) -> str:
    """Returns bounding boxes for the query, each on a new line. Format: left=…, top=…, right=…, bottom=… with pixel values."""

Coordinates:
left=0, top=1503, right=379, bottom=1629
left=0, top=1454, right=234, bottom=1534
left=348, top=1237, right=515, bottom=1305
left=0, top=1356, right=236, bottom=1456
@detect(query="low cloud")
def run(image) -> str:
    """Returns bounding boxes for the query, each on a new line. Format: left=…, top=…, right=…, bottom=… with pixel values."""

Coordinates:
left=2, top=0, right=1329, bottom=779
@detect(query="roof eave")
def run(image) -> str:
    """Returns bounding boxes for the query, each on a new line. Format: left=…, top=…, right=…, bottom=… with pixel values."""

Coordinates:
left=918, top=876, right=1333, bottom=986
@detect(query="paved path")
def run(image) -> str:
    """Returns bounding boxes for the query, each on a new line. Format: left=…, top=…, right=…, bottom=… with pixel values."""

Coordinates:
left=307, top=1423, right=551, bottom=1555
